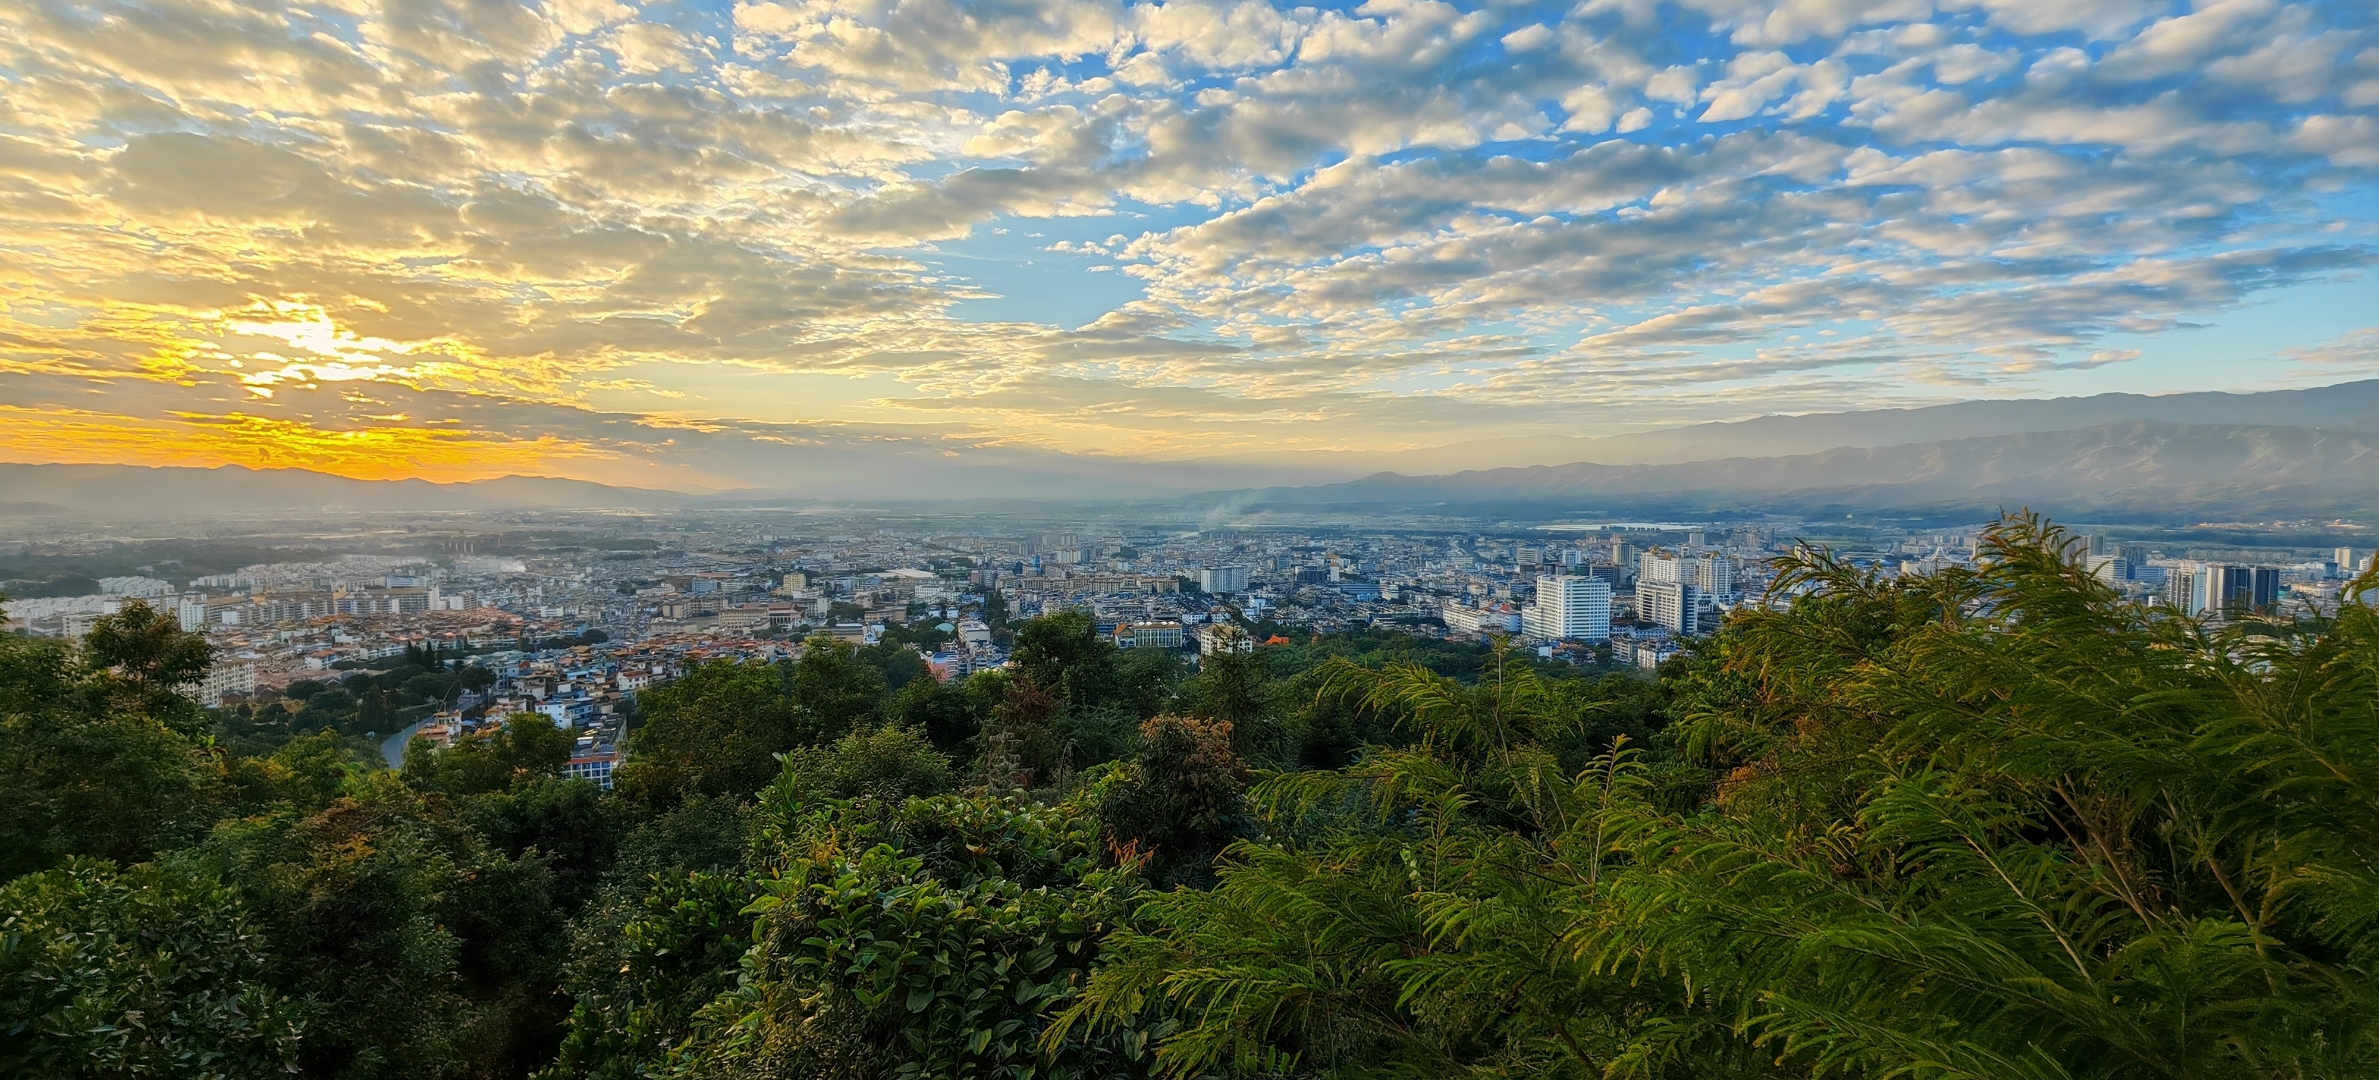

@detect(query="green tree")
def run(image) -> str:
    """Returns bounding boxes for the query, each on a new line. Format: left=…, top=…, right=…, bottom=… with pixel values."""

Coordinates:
left=82, top=598, right=213, bottom=738
left=0, top=632, right=218, bottom=877
left=543, top=795, right=758, bottom=1080
left=542, top=869, right=762, bottom=1080
left=1096, top=714, right=1251, bottom=889
left=0, top=859, right=307, bottom=1080
left=187, top=777, right=567, bottom=1079
left=1118, top=645, right=1185, bottom=719
left=787, top=635, right=890, bottom=735
left=404, top=713, right=572, bottom=796
left=1064, top=640, right=1666, bottom=1077
left=614, top=660, right=802, bottom=807
left=1012, top=611, right=1123, bottom=717
left=671, top=791, right=1155, bottom=1078
left=857, top=638, right=932, bottom=692
left=975, top=676, right=1066, bottom=792
left=885, top=673, right=995, bottom=765
left=773, top=723, right=955, bottom=808
left=1575, top=518, right=2379, bottom=1080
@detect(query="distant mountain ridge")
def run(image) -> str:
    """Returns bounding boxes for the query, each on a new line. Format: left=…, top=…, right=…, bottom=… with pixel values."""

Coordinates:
left=1211, top=419, right=2379, bottom=519
left=9, top=380, right=2379, bottom=520
left=1184, top=379, right=2379, bottom=476
left=0, top=464, right=692, bottom=517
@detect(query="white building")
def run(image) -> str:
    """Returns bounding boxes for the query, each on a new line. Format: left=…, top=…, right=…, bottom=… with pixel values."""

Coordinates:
left=1521, top=575, right=1610, bottom=642
left=1638, top=580, right=1702, bottom=635
left=1113, top=622, right=1186, bottom=649
left=1443, top=604, right=1522, bottom=635
left=185, top=662, right=256, bottom=708
left=565, top=743, right=620, bottom=789
left=1693, top=552, right=1733, bottom=595
left=1635, top=640, right=1682, bottom=670
left=1197, top=622, right=1253, bottom=656
left=1199, top=566, right=1250, bottom=594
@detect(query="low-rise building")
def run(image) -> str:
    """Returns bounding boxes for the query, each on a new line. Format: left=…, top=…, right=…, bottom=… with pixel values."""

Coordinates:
left=1113, top=622, right=1185, bottom=649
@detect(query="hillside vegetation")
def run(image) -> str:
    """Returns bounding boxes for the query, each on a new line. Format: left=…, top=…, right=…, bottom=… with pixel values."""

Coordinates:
left=5, top=515, right=2376, bottom=1079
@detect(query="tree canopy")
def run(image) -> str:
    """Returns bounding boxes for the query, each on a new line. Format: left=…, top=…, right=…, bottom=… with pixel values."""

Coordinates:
left=7, top=520, right=2377, bottom=1080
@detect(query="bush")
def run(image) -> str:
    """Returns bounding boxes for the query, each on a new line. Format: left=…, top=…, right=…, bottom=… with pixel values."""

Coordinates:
left=0, top=859, right=305, bottom=1080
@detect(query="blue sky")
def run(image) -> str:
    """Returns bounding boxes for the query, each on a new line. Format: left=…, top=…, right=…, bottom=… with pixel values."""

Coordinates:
left=0, top=0, right=2373, bottom=490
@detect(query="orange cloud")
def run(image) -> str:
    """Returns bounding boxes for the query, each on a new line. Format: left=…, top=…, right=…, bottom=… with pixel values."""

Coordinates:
left=0, top=404, right=625, bottom=483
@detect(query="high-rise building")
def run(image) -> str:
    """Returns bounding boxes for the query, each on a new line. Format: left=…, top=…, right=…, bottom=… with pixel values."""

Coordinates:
left=1611, top=538, right=1633, bottom=570
left=2338, top=547, right=2358, bottom=578
left=2185, top=565, right=2276, bottom=617
left=1522, top=575, right=1610, bottom=642
left=1692, top=552, right=1733, bottom=595
left=2086, top=555, right=2129, bottom=583
left=2165, top=566, right=2194, bottom=611
left=1639, top=548, right=1681, bottom=585
left=1638, top=580, right=1701, bottom=635
left=1199, top=566, right=1250, bottom=594
left=2187, top=564, right=2233, bottom=617
left=2117, top=543, right=2152, bottom=568
left=1686, top=529, right=1706, bottom=549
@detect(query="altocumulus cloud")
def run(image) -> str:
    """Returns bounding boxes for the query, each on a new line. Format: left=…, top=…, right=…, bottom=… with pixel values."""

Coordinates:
left=0, top=0, right=2373, bottom=488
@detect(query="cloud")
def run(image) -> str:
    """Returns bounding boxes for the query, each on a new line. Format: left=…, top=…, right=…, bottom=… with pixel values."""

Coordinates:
left=0, top=0, right=2371, bottom=484
left=2277, top=326, right=2379, bottom=368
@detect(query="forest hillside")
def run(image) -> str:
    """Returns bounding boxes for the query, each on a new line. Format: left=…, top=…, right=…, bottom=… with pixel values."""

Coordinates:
left=6, top=516, right=2377, bottom=1079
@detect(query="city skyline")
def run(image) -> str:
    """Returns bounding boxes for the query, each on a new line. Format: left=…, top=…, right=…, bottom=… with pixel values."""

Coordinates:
left=1, top=0, right=2375, bottom=491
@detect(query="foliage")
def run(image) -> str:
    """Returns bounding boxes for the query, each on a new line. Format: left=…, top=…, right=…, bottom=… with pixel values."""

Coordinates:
left=1097, top=714, right=1251, bottom=889
left=19, top=546, right=2379, bottom=1080
left=975, top=675, right=1068, bottom=792
left=543, top=869, right=762, bottom=1080
left=1012, top=610, right=1122, bottom=717
left=773, top=722, right=956, bottom=808
left=404, top=713, right=574, bottom=796
left=858, top=639, right=934, bottom=692
left=1117, top=646, right=1186, bottom=719
left=0, top=859, right=306, bottom=1080
left=884, top=671, right=1002, bottom=765
left=615, top=659, right=805, bottom=807
left=1577, top=515, right=2379, bottom=1080
left=1070, top=515, right=2379, bottom=1080
left=184, top=777, right=571, bottom=1079
left=672, top=792, right=1157, bottom=1079
left=1062, top=640, right=1672, bottom=1078
left=82, top=598, right=214, bottom=738
left=0, top=623, right=219, bottom=877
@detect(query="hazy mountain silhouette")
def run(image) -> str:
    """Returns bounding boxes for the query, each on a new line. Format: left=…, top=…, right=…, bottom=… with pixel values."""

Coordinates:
left=0, top=464, right=691, bottom=517
left=1215, top=420, right=2379, bottom=519
left=1186, top=380, right=2379, bottom=477
left=11, top=380, right=2379, bottom=519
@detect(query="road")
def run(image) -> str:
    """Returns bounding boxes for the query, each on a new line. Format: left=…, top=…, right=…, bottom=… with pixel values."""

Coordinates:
left=380, top=719, right=426, bottom=768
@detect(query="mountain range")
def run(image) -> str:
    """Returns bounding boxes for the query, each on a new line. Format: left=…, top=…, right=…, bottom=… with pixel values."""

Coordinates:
left=0, top=464, right=691, bottom=518
left=1215, top=419, right=2379, bottom=520
left=7, top=380, right=2378, bottom=521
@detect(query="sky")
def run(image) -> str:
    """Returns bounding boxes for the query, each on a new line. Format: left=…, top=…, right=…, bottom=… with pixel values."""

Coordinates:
left=0, top=0, right=2375, bottom=494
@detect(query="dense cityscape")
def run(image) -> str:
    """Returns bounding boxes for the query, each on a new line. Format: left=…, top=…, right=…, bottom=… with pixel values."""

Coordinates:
left=5, top=0, right=2376, bottom=1070
left=5, top=508, right=2370, bottom=791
